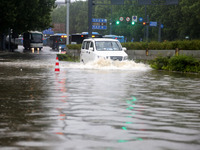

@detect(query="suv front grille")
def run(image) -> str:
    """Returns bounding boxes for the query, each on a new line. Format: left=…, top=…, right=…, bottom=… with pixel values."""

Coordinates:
left=110, top=56, right=123, bottom=61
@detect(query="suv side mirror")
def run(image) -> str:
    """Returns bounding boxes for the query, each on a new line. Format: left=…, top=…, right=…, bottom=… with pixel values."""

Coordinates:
left=89, top=47, right=94, bottom=51
left=122, top=47, right=127, bottom=51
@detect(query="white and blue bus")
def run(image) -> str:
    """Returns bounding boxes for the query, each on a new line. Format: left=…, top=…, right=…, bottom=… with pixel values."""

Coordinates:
left=23, top=31, right=43, bottom=50
left=48, top=33, right=67, bottom=50
left=103, top=35, right=125, bottom=43
left=70, top=32, right=103, bottom=44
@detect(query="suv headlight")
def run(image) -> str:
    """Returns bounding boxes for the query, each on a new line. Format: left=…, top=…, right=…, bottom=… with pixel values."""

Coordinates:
left=124, top=56, right=128, bottom=60
left=97, top=56, right=103, bottom=59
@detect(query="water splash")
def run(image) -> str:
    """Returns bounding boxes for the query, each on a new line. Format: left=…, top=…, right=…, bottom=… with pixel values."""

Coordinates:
left=0, top=56, right=151, bottom=71
left=66, top=58, right=151, bottom=71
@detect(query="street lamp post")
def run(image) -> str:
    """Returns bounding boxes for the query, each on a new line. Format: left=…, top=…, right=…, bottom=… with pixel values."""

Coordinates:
left=88, top=0, right=92, bottom=38
left=66, top=0, right=70, bottom=45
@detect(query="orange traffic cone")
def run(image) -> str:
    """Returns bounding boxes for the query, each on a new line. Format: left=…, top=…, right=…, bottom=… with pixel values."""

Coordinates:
left=55, top=57, right=60, bottom=73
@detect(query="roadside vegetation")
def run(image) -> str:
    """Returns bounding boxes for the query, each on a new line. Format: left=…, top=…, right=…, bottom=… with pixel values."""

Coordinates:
left=57, top=53, right=79, bottom=62
left=67, top=44, right=82, bottom=50
left=149, top=55, right=200, bottom=73
left=122, top=40, right=200, bottom=50
left=66, top=40, right=200, bottom=50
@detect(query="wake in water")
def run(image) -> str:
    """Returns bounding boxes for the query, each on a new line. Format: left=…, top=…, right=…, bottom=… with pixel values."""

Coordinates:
left=64, top=58, right=151, bottom=71
left=0, top=57, right=151, bottom=71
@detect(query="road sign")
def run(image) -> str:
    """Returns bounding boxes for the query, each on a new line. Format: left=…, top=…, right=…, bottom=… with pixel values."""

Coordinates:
left=132, top=16, right=137, bottom=22
left=92, top=18, right=107, bottom=23
left=119, top=17, right=124, bottom=21
left=161, top=24, right=164, bottom=28
left=126, top=17, right=130, bottom=22
left=92, top=25, right=107, bottom=30
left=150, top=21, right=157, bottom=27
left=92, top=18, right=107, bottom=30
left=139, top=17, right=143, bottom=22
left=43, top=28, right=54, bottom=34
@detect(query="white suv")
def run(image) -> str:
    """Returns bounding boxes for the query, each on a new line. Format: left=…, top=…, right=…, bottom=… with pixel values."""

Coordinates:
left=80, top=38, right=128, bottom=64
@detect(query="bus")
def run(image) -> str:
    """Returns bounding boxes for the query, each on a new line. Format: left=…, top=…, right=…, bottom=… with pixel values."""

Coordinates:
left=23, top=31, right=43, bottom=50
left=70, top=32, right=103, bottom=44
left=48, top=33, right=67, bottom=50
left=103, top=35, right=125, bottom=43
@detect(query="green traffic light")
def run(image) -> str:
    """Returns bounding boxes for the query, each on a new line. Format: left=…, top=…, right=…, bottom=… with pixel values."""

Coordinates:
left=131, top=21, right=135, bottom=25
left=116, top=21, right=120, bottom=25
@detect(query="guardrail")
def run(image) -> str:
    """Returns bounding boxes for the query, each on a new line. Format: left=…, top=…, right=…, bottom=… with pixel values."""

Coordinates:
left=65, top=49, right=200, bottom=60
left=126, top=49, right=200, bottom=60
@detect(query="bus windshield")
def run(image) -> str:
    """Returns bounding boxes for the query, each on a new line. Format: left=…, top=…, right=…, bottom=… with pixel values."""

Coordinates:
left=50, top=36, right=66, bottom=44
left=31, top=33, right=43, bottom=43
left=57, top=37, right=66, bottom=44
left=95, top=41, right=122, bottom=51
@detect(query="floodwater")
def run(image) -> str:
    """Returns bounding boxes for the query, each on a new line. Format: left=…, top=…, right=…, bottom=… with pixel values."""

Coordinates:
left=0, top=46, right=200, bottom=150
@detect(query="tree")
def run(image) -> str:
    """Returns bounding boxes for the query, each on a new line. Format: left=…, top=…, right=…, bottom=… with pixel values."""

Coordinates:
left=50, top=0, right=200, bottom=42
left=0, top=0, right=56, bottom=50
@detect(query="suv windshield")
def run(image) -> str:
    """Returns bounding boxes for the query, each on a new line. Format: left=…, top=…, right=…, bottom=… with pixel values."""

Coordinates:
left=95, top=41, right=121, bottom=51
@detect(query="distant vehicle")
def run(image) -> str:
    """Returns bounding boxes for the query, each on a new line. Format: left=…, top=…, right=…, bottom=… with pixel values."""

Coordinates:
left=16, top=35, right=23, bottom=45
left=6, top=35, right=19, bottom=49
left=5, top=34, right=23, bottom=50
left=48, top=33, right=67, bottom=50
left=103, top=35, right=125, bottom=43
left=43, top=36, right=49, bottom=46
left=70, top=32, right=102, bottom=44
left=23, top=31, right=43, bottom=50
left=80, top=38, right=128, bottom=64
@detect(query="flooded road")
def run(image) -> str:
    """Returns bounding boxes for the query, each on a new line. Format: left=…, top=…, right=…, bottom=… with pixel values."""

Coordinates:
left=0, top=46, right=200, bottom=150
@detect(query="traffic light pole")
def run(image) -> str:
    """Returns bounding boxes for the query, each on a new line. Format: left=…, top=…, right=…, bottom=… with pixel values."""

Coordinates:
left=146, top=15, right=149, bottom=42
left=158, top=20, right=161, bottom=42
left=110, top=6, right=113, bottom=35
left=66, top=0, right=70, bottom=45
left=88, top=0, right=93, bottom=38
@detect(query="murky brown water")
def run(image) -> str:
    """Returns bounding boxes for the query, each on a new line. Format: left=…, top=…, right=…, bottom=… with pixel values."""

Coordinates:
left=0, top=46, right=200, bottom=150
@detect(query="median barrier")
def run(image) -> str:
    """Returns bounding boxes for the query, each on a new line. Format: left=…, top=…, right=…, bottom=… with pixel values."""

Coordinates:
left=64, top=49, right=200, bottom=61
left=179, top=50, right=200, bottom=58
left=126, top=50, right=200, bottom=60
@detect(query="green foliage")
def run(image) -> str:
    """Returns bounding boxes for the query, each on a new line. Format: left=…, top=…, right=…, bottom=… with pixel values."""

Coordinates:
left=148, top=41, right=164, bottom=50
left=52, top=1, right=88, bottom=34
left=57, top=53, right=79, bottom=62
left=0, top=0, right=56, bottom=34
left=167, top=55, right=200, bottom=72
left=67, top=44, right=81, bottom=50
left=122, top=42, right=148, bottom=50
left=150, top=55, right=200, bottom=73
left=51, top=0, right=200, bottom=41
left=68, top=40, right=200, bottom=50
left=122, top=40, right=200, bottom=50
left=150, top=57, right=170, bottom=70
left=174, top=40, right=200, bottom=50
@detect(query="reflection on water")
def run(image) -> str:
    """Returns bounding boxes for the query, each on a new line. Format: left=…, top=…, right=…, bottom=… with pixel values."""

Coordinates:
left=118, top=96, right=144, bottom=143
left=0, top=49, right=200, bottom=150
